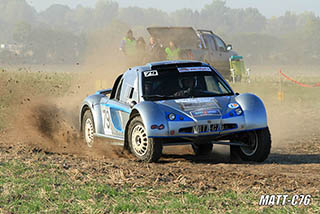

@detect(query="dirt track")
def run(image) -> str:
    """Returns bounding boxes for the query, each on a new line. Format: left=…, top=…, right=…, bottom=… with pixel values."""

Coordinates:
left=1, top=67, right=319, bottom=202
left=1, top=122, right=319, bottom=196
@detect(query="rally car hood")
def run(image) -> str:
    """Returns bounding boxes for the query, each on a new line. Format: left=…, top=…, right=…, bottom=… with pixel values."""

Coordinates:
left=147, top=27, right=200, bottom=49
left=155, top=96, right=236, bottom=119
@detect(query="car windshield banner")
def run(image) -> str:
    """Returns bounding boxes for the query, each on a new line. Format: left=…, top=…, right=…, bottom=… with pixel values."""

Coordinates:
left=178, top=67, right=212, bottom=73
left=191, top=109, right=221, bottom=117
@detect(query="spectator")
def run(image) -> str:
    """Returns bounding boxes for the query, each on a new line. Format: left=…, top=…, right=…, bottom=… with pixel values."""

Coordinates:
left=165, top=40, right=181, bottom=60
left=136, top=37, right=146, bottom=64
left=120, top=30, right=137, bottom=57
left=148, top=37, right=166, bottom=62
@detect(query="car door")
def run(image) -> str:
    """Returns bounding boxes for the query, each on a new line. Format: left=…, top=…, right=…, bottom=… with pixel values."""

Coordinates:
left=213, top=35, right=230, bottom=73
left=100, top=78, right=131, bottom=139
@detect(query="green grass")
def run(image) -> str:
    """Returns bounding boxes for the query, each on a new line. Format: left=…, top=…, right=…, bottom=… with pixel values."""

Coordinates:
left=0, top=159, right=318, bottom=214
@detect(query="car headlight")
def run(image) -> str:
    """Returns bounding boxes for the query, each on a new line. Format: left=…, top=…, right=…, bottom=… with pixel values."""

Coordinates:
left=168, top=113, right=176, bottom=121
left=235, top=108, right=243, bottom=116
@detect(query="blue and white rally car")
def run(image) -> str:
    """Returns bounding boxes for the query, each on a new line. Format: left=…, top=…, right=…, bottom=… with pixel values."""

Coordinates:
left=80, top=61, right=271, bottom=162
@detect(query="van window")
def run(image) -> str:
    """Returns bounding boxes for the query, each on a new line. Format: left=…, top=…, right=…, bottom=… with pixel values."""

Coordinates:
left=215, top=36, right=227, bottom=52
left=203, top=34, right=217, bottom=51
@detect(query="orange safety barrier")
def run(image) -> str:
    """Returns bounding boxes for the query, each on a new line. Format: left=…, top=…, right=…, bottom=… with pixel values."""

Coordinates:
left=279, top=70, right=320, bottom=88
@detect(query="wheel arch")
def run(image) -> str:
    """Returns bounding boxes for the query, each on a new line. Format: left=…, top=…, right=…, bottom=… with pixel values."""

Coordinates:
left=235, top=93, right=268, bottom=130
left=126, top=102, right=168, bottom=138
left=80, top=104, right=90, bottom=132
left=124, top=109, right=141, bottom=150
left=79, top=102, right=104, bottom=134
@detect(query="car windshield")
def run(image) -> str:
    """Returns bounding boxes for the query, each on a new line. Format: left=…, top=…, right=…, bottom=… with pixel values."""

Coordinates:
left=142, top=67, right=233, bottom=101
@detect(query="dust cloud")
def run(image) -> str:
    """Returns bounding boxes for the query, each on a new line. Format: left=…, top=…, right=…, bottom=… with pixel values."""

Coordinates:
left=2, top=24, right=319, bottom=160
left=7, top=94, right=131, bottom=160
left=2, top=26, right=134, bottom=159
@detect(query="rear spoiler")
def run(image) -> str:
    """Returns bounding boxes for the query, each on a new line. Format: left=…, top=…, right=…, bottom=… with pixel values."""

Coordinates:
left=96, top=88, right=112, bottom=95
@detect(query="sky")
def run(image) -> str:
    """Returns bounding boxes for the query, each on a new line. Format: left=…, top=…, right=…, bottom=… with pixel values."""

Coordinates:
left=26, top=0, right=320, bottom=17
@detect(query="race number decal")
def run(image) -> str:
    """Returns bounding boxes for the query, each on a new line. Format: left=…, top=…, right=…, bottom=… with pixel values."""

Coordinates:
left=103, top=108, right=112, bottom=135
left=144, top=70, right=158, bottom=77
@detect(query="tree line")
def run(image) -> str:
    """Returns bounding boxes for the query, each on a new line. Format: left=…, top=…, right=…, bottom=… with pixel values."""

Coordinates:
left=0, top=0, right=319, bottom=65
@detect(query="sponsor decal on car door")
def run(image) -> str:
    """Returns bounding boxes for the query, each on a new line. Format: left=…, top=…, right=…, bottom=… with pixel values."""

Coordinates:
left=102, top=100, right=130, bottom=137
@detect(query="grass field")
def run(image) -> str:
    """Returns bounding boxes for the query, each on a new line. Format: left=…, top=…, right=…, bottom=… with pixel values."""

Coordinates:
left=0, top=66, right=319, bottom=213
left=1, top=151, right=318, bottom=214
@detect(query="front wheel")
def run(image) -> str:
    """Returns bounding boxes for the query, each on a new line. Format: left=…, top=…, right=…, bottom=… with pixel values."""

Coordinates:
left=230, top=128, right=271, bottom=162
left=128, top=116, right=162, bottom=162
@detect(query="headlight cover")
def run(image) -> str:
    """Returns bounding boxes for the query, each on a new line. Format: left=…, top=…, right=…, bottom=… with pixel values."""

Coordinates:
left=168, top=113, right=176, bottom=121
left=165, top=112, right=193, bottom=121
left=235, top=108, right=243, bottom=116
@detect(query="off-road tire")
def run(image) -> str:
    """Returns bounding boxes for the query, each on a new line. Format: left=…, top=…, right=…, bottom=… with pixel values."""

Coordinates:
left=82, top=110, right=95, bottom=148
left=192, top=143, right=213, bottom=156
left=230, top=127, right=271, bottom=162
left=128, top=116, right=162, bottom=162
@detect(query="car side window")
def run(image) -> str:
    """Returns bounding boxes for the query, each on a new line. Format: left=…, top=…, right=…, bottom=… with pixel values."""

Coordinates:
left=128, top=87, right=134, bottom=99
left=110, top=74, right=123, bottom=99
left=204, top=76, right=229, bottom=94
left=119, top=71, right=139, bottom=104
left=115, top=79, right=123, bottom=101
left=203, top=34, right=217, bottom=51
left=204, top=76, right=221, bottom=94
left=215, top=36, right=227, bottom=52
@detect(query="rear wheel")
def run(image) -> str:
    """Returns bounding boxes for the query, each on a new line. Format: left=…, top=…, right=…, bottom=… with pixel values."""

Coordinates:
left=128, top=116, right=162, bottom=162
left=192, top=143, right=213, bottom=156
left=82, top=110, right=95, bottom=148
left=230, top=128, right=271, bottom=162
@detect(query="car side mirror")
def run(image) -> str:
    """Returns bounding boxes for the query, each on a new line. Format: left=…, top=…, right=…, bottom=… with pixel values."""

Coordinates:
left=227, top=44, right=232, bottom=51
left=235, top=92, right=240, bottom=96
left=130, top=101, right=137, bottom=108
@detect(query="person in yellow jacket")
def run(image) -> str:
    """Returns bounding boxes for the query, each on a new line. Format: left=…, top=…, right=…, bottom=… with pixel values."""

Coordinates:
left=120, top=30, right=137, bottom=57
left=165, top=41, right=180, bottom=61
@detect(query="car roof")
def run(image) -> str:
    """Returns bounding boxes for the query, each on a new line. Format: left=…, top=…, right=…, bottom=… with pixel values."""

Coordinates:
left=147, top=60, right=205, bottom=67
left=127, top=60, right=209, bottom=74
